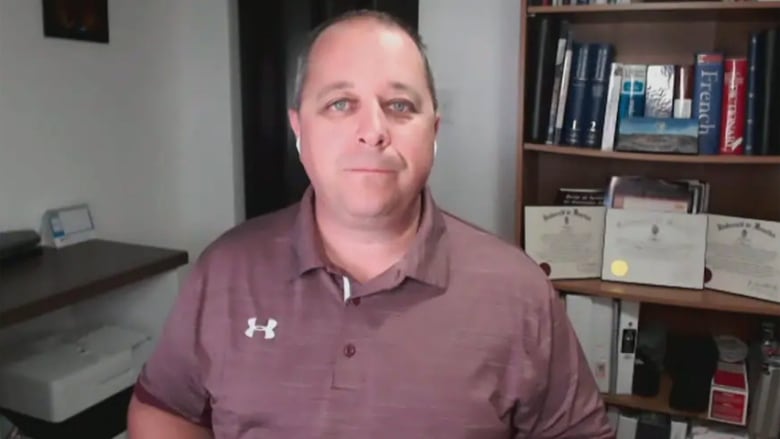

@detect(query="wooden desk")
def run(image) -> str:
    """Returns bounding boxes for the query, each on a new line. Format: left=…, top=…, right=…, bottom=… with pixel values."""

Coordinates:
left=0, top=239, right=188, bottom=329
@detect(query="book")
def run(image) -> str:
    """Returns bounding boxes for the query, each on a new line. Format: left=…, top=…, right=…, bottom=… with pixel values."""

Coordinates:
left=720, top=58, right=747, bottom=155
left=545, top=22, right=571, bottom=145
left=618, top=64, right=647, bottom=119
left=673, top=64, right=694, bottom=119
left=556, top=187, right=606, bottom=205
left=693, top=52, right=725, bottom=155
left=615, top=117, right=699, bottom=155
left=583, top=44, right=615, bottom=148
left=744, top=32, right=763, bottom=155
left=563, top=43, right=596, bottom=146
left=601, top=62, right=623, bottom=151
left=526, top=17, right=560, bottom=143
left=645, top=64, right=675, bottom=118
left=605, top=175, right=706, bottom=214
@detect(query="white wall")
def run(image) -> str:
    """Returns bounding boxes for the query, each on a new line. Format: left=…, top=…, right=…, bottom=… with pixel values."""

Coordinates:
left=0, top=0, right=243, bottom=257
left=0, top=1, right=241, bottom=432
left=0, top=0, right=243, bottom=327
left=419, top=0, right=521, bottom=243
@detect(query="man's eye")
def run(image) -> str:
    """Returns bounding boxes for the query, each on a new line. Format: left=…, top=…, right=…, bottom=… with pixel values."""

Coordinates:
left=329, top=99, right=350, bottom=111
left=388, top=101, right=412, bottom=112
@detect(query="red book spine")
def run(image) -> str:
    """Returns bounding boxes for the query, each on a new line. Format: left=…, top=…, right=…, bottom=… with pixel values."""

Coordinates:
left=720, top=58, right=747, bottom=155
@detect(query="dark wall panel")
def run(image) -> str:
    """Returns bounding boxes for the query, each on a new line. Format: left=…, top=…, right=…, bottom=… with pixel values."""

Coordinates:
left=238, top=0, right=419, bottom=219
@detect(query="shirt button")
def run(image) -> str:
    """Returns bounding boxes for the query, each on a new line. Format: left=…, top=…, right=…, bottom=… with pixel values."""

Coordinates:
left=351, top=297, right=361, bottom=306
left=343, top=343, right=356, bottom=358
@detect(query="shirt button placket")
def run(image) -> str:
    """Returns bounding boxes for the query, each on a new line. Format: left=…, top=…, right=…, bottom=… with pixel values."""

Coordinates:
left=333, top=276, right=364, bottom=390
left=343, top=343, right=357, bottom=358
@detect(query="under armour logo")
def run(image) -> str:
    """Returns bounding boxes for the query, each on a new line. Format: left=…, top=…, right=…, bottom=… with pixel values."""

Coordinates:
left=245, top=317, right=277, bottom=340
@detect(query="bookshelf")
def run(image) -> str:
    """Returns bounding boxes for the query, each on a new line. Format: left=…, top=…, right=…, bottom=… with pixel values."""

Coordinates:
left=602, top=374, right=708, bottom=420
left=516, top=0, right=780, bottom=427
left=526, top=142, right=780, bottom=163
left=552, top=279, right=780, bottom=317
left=528, top=2, right=780, bottom=17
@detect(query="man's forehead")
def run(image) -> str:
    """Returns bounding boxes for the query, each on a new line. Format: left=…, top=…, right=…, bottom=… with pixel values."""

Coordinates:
left=313, top=17, right=413, bottom=53
left=305, top=19, right=427, bottom=83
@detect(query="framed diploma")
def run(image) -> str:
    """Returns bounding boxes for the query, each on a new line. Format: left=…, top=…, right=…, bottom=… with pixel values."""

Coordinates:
left=705, top=214, right=780, bottom=303
left=524, top=206, right=606, bottom=279
left=601, top=208, right=707, bottom=289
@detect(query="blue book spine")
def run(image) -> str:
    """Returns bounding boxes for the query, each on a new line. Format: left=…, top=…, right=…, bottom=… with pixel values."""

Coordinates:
left=692, top=52, right=725, bottom=155
left=744, top=32, right=763, bottom=155
left=563, top=43, right=595, bottom=146
left=584, top=44, right=616, bottom=148
left=618, top=65, right=647, bottom=119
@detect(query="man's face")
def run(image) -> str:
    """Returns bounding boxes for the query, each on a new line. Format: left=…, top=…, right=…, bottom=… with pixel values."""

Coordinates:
left=289, top=19, right=439, bottom=221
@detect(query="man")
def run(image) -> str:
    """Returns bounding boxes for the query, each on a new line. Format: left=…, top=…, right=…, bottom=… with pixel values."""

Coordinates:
left=127, top=9, right=614, bottom=439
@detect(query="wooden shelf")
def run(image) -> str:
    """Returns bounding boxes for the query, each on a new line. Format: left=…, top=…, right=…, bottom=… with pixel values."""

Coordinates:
left=525, top=143, right=780, bottom=164
left=527, top=1, right=780, bottom=20
left=553, top=278, right=780, bottom=317
left=602, top=374, right=708, bottom=421
left=0, top=239, right=188, bottom=329
left=529, top=1, right=780, bottom=13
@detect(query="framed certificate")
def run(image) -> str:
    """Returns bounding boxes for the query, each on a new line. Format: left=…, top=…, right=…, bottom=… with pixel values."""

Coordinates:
left=524, top=206, right=606, bottom=279
left=705, top=214, right=780, bottom=303
left=601, top=208, right=707, bottom=289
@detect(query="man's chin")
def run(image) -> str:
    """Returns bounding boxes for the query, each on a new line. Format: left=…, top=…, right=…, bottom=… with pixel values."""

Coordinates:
left=341, top=200, right=396, bottom=219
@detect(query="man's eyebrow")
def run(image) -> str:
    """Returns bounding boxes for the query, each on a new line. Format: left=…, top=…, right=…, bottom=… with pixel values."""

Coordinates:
left=390, top=81, right=423, bottom=103
left=315, top=81, right=354, bottom=100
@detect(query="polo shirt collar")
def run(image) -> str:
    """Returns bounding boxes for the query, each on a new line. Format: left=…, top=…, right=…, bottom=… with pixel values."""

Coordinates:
left=291, top=186, right=449, bottom=289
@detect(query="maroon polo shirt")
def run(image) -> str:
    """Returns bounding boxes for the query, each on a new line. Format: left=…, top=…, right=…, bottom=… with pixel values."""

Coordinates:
left=134, top=186, right=614, bottom=438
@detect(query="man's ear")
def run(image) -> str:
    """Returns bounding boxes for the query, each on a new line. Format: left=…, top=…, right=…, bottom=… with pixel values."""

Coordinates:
left=288, top=109, right=302, bottom=155
left=434, top=112, right=441, bottom=137
left=288, top=109, right=301, bottom=139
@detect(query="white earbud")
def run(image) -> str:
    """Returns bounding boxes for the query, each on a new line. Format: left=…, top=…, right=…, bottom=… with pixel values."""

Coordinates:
left=433, top=140, right=438, bottom=157
left=295, top=137, right=301, bottom=155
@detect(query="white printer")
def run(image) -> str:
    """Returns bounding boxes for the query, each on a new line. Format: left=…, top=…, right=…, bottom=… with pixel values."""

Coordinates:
left=0, top=324, right=151, bottom=422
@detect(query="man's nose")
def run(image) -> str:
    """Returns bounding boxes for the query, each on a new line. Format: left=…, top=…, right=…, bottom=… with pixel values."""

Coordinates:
left=357, top=102, right=390, bottom=148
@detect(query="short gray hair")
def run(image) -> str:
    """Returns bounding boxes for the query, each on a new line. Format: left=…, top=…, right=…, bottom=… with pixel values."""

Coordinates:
left=290, top=10, right=438, bottom=112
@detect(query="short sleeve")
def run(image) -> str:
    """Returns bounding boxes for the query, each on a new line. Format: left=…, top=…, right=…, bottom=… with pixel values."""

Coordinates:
left=133, top=261, right=215, bottom=428
left=512, top=280, right=615, bottom=438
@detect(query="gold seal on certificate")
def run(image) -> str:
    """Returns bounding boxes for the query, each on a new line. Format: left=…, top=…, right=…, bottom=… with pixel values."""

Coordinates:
left=524, top=206, right=606, bottom=279
left=601, top=208, right=707, bottom=289
left=705, top=214, right=780, bottom=303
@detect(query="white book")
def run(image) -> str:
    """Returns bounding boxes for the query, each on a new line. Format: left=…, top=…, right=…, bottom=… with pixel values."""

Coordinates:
left=554, top=45, right=574, bottom=143
left=601, top=62, right=623, bottom=151
left=545, top=25, right=570, bottom=144
left=670, top=418, right=689, bottom=439
left=607, top=406, right=620, bottom=430
left=616, top=300, right=640, bottom=395
left=565, top=294, right=616, bottom=393
left=617, top=413, right=639, bottom=439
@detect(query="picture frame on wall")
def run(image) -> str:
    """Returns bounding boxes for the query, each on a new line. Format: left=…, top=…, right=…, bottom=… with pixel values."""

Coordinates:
left=42, top=0, right=109, bottom=44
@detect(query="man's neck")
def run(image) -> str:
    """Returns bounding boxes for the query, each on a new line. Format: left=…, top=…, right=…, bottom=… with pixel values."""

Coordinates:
left=315, top=195, right=422, bottom=284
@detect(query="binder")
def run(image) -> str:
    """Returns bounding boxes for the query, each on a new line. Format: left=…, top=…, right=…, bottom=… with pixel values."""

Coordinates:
left=565, top=294, right=616, bottom=393
left=616, top=300, right=641, bottom=395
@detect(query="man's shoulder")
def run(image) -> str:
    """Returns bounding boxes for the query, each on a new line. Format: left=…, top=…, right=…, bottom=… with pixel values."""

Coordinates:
left=442, top=212, right=539, bottom=271
left=196, top=202, right=300, bottom=267
left=441, top=211, right=552, bottom=295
